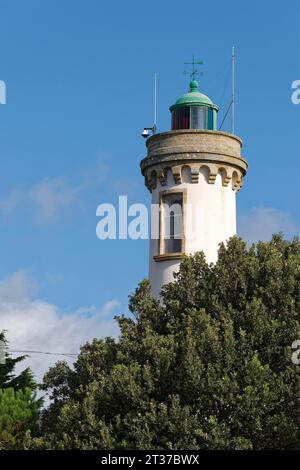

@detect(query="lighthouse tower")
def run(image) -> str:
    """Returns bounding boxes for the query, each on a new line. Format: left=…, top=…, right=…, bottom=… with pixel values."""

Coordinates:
left=141, top=77, right=248, bottom=298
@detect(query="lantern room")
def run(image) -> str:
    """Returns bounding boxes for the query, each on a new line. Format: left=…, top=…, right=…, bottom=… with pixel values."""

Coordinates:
left=170, top=80, right=219, bottom=131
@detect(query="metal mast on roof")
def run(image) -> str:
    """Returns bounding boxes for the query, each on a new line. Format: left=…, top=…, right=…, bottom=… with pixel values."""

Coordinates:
left=154, top=72, right=157, bottom=132
left=232, top=46, right=235, bottom=134
left=141, top=73, right=158, bottom=138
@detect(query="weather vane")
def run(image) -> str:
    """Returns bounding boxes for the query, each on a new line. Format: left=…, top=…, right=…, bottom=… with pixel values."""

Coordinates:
left=184, top=56, right=204, bottom=80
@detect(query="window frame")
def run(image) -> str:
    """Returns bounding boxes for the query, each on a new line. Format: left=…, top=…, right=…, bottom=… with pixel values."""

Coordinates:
left=154, top=189, right=187, bottom=262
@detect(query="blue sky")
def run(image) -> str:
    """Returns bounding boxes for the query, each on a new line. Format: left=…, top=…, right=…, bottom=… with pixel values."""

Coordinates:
left=0, top=0, right=299, bottom=377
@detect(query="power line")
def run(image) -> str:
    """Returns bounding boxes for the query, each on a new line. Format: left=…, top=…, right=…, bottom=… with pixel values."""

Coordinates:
left=9, top=349, right=77, bottom=358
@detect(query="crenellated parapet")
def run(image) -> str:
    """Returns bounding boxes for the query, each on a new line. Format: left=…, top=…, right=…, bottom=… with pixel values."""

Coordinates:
left=141, top=129, right=247, bottom=193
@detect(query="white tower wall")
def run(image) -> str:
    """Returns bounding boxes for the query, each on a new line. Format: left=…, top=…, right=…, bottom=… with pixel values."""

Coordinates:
left=141, top=130, right=247, bottom=298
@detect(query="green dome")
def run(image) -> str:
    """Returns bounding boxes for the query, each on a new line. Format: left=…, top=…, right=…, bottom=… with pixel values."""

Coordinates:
left=170, top=80, right=218, bottom=112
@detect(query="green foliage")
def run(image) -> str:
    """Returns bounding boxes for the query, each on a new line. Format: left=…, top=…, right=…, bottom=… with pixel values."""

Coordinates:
left=0, top=331, right=43, bottom=449
left=0, top=331, right=36, bottom=391
left=35, top=236, right=300, bottom=450
left=0, top=388, right=42, bottom=449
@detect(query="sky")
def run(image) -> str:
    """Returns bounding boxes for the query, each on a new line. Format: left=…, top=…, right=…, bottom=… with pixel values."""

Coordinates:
left=0, top=0, right=299, bottom=382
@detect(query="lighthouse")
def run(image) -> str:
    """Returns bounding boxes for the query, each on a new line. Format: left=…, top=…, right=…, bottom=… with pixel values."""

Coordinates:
left=140, top=74, right=248, bottom=298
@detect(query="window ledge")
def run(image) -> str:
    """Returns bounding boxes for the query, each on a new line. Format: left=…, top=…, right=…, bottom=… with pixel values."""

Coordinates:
left=153, top=253, right=185, bottom=263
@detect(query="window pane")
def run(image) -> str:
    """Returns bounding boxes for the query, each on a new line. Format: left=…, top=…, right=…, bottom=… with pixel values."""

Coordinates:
left=162, top=193, right=183, bottom=254
left=171, top=107, right=190, bottom=130
left=191, top=106, right=207, bottom=129
left=207, top=108, right=217, bottom=130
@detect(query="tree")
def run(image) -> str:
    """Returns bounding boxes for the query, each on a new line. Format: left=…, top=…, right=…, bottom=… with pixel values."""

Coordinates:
left=36, top=235, right=300, bottom=450
left=0, top=331, right=43, bottom=449
left=0, top=388, right=41, bottom=450
left=0, top=331, right=36, bottom=391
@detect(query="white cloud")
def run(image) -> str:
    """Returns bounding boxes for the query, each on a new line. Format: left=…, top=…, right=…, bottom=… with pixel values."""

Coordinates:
left=0, top=160, right=111, bottom=224
left=80, top=161, right=110, bottom=188
left=0, top=270, right=37, bottom=303
left=29, top=178, right=79, bottom=223
left=0, top=271, right=120, bottom=383
left=238, top=207, right=298, bottom=245
left=0, top=188, right=24, bottom=216
left=0, top=178, right=80, bottom=224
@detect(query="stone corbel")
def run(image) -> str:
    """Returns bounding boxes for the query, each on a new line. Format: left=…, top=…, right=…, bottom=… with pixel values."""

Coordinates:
left=236, top=177, right=243, bottom=192
left=171, top=166, right=182, bottom=185
left=145, top=171, right=157, bottom=192
left=232, top=173, right=242, bottom=191
left=222, top=175, right=231, bottom=187
left=208, top=165, right=218, bottom=184
left=190, top=165, right=200, bottom=184
left=158, top=169, right=167, bottom=186
left=145, top=174, right=153, bottom=192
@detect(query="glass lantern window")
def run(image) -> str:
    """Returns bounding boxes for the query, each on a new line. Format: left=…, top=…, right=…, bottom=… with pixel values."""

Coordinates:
left=191, top=106, right=207, bottom=129
left=172, top=106, right=215, bottom=130
left=171, top=107, right=190, bottom=130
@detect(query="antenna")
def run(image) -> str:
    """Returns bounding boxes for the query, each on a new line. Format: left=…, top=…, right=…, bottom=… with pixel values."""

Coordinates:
left=154, top=72, right=157, bottom=132
left=141, top=73, right=157, bottom=138
left=232, top=46, right=235, bottom=134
